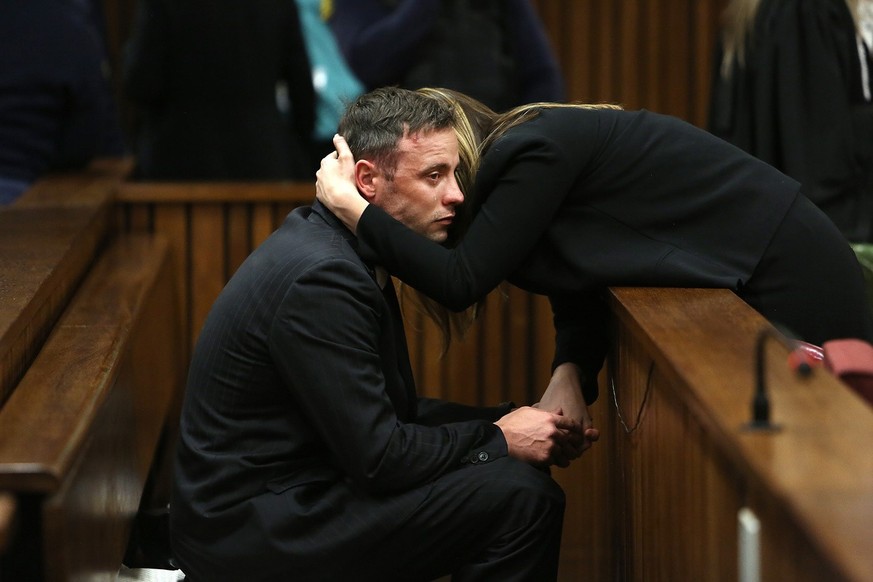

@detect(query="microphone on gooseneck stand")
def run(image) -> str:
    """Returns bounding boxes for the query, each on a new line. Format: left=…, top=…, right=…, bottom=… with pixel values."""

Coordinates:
left=746, top=324, right=816, bottom=431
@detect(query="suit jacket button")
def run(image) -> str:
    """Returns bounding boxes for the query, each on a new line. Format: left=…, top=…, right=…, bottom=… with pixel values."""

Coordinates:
left=477, top=451, right=489, bottom=462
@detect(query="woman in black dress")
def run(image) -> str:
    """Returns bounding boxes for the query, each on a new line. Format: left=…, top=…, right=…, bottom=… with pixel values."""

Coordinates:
left=317, top=87, right=873, bottom=433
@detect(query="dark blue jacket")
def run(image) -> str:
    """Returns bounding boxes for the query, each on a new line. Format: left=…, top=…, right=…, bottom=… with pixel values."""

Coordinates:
left=0, top=0, right=123, bottom=198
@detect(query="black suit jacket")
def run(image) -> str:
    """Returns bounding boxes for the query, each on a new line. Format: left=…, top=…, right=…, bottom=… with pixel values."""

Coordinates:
left=170, top=202, right=509, bottom=581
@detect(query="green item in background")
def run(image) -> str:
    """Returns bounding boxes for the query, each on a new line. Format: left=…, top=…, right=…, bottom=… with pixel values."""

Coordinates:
left=851, top=243, right=873, bottom=310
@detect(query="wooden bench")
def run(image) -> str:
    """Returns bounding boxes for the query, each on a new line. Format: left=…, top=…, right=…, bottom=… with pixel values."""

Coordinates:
left=0, top=161, right=183, bottom=581
left=0, top=233, right=181, bottom=581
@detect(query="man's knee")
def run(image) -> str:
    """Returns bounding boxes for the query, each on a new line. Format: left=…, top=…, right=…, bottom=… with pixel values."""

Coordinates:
left=480, top=458, right=566, bottom=528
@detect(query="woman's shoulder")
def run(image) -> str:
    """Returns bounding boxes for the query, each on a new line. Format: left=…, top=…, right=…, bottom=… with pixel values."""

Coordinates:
left=488, top=105, right=628, bottom=159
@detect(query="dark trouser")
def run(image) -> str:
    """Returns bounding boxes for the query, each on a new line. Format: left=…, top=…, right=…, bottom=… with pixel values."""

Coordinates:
left=354, top=457, right=565, bottom=582
left=740, top=193, right=873, bottom=345
left=178, top=457, right=565, bottom=582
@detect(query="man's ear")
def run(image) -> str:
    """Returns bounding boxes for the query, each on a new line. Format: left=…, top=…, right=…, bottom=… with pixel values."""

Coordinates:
left=355, top=160, right=379, bottom=203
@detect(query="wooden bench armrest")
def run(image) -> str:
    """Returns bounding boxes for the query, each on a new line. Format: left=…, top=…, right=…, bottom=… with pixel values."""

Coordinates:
left=0, top=233, right=180, bottom=493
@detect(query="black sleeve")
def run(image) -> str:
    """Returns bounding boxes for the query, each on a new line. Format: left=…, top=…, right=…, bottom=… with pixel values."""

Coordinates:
left=415, top=398, right=515, bottom=426
left=549, top=291, right=609, bottom=403
left=356, top=131, right=578, bottom=311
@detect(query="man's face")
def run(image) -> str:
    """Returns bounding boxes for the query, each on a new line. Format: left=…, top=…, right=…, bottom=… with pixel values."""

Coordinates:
left=370, top=128, right=464, bottom=243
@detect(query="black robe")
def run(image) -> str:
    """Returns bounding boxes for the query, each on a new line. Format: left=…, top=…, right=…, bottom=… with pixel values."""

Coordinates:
left=709, top=0, right=873, bottom=242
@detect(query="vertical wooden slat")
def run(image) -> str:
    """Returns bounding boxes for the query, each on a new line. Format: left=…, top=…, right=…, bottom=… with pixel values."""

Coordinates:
left=417, top=313, right=445, bottom=400
left=594, top=1, right=617, bottom=101
left=662, top=0, right=693, bottom=119
left=250, top=203, right=275, bottom=248
left=565, top=1, right=595, bottom=101
left=617, top=0, right=643, bottom=110
left=399, top=294, right=427, bottom=395
left=153, top=204, right=190, bottom=364
left=499, top=286, right=532, bottom=405
left=445, top=312, right=482, bottom=406
left=226, top=205, right=251, bottom=278
left=690, top=0, right=726, bottom=127
left=189, top=204, right=224, bottom=346
left=531, top=294, right=555, bottom=392
left=480, top=290, right=507, bottom=405
left=126, top=203, right=151, bottom=231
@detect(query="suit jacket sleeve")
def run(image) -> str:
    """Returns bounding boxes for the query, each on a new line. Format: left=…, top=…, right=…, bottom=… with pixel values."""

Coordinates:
left=415, top=398, right=514, bottom=426
left=270, top=257, right=506, bottom=494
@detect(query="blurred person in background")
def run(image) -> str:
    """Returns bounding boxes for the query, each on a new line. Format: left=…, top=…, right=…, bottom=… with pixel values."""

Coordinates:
left=0, top=0, right=124, bottom=205
left=294, top=0, right=365, bottom=167
left=123, top=0, right=315, bottom=180
left=329, top=0, right=565, bottom=112
left=709, top=0, right=873, bottom=243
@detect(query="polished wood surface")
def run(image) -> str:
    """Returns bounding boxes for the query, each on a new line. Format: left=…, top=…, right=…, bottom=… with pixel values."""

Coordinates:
left=0, top=235, right=177, bottom=492
left=0, top=162, right=184, bottom=581
left=0, top=161, right=129, bottom=404
left=0, top=159, right=131, bottom=406
left=0, top=234, right=182, bottom=582
left=598, top=287, right=873, bottom=582
left=0, top=207, right=106, bottom=406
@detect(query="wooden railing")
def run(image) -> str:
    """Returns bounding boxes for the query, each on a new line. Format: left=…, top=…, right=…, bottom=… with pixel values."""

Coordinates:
left=553, top=288, right=873, bottom=581
left=0, top=161, right=184, bottom=581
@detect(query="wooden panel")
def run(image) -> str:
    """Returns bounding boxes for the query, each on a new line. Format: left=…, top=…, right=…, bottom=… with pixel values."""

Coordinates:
left=226, top=204, right=252, bottom=277
left=528, top=0, right=727, bottom=127
left=250, top=203, right=276, bottom=249
left=189, top=205, right=225, bottom=344
left=0, top=235, right=176, bottom=493
left=600, top=287, right=873, bottom=582
left=0, top=158, right=131, bottom=405
left=0, top=233, right=181, bottom=581
left=152, top=204, right=190, bottom=365
left=39, top=238, right=181, bottom=582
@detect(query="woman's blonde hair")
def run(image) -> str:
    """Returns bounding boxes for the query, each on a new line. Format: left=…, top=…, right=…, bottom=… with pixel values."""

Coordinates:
left=397, top=88, right=499, bottom=353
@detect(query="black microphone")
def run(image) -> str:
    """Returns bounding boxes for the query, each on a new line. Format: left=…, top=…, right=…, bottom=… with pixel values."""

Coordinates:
left=747, top=324, right=815, bottom=431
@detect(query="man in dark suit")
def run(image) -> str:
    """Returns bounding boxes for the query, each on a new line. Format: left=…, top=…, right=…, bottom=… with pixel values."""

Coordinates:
left=170, top=87, right=583, bottom=581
